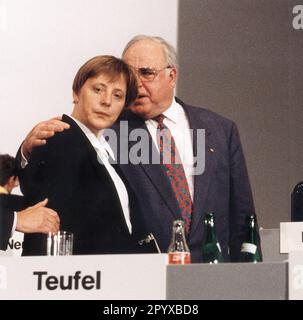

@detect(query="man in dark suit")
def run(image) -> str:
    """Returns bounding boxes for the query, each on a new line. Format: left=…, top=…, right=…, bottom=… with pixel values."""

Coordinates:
left=118, top=35, right=260, bottom=262
left=20, top=36, right=261, bottom=262
left=0, top=154, right=59, bottom=250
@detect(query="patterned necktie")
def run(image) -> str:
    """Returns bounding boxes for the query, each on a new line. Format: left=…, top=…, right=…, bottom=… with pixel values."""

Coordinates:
left=154, top=114, right=193, bottom=234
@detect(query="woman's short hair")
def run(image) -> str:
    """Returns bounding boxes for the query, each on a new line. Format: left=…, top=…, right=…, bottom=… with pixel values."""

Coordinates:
left=72, top=55, right=138, bottom=108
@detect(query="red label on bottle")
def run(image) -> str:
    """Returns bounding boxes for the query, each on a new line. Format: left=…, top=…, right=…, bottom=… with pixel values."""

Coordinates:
left=168, top=252, right=191, bottom=264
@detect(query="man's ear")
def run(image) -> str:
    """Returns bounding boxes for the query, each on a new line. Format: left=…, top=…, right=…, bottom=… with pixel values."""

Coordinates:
left=169, top=67, right=177, bottom=89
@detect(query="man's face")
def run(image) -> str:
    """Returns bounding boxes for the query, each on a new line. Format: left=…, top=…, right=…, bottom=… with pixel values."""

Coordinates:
left=72, top=74, right=126, bottom=135
left=123, top=39, right=177, bottom=120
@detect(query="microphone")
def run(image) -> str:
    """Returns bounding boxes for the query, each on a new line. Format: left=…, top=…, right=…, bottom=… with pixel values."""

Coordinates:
left=138, top=233, right=161, bottom=253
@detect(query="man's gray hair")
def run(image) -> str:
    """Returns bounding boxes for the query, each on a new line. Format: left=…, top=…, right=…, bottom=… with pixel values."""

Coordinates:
left=122, top=35, right=178, bottom=67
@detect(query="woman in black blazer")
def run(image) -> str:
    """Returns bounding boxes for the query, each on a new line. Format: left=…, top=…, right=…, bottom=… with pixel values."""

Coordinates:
left=19, top=55, right=149, bottom=255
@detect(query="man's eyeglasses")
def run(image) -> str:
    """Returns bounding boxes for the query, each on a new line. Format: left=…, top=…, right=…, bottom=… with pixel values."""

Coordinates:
left=133, top=66, right=172, bottom=82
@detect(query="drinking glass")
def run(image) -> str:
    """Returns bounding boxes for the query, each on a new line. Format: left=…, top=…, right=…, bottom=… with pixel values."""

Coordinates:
left=46, top=231, right=73, bottom=256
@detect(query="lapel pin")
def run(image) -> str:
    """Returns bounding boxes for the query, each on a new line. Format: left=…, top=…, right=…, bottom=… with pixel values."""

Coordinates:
left=210, top=148, right=215, bottom=153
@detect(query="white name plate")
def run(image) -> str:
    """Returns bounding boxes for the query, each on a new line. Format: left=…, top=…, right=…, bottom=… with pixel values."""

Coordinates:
left=289, top=251, right=303, bottom=300
left=280, top=222, right=303, bottom=253
left=0, top=254, right=168, bottom=300
left=0, top=231, right=24, bottom=257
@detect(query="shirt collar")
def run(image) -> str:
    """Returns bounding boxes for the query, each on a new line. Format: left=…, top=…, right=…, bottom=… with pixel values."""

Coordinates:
left=69, top=115, right=115, bottom=160
left=162, top=98, right=184, bottom=124
left=146, top=97, right=184, bottom=127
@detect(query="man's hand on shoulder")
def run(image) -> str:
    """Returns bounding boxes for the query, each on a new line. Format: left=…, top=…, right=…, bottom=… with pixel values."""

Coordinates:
left=21, top=116, right=70, bottom=160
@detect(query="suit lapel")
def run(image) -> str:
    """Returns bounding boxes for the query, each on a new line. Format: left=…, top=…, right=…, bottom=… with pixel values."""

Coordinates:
left=62, top=115, right=113, bottom=183
left=139, top=163, right=182, bottom=220
left=115, top=112, right=181, bottom=220
left=62, top=115, right=131, bottom=236
left=180, top=102, right=217, bottom=239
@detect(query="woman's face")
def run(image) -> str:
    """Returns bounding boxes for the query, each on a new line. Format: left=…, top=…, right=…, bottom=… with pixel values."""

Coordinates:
left=72, top=73, right=127, bottom=135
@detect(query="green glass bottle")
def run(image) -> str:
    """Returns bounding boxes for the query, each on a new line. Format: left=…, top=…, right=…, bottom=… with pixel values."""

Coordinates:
left=201, top=212, right=224, bottom=264
left=239, top=214, right=262, bottom=263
